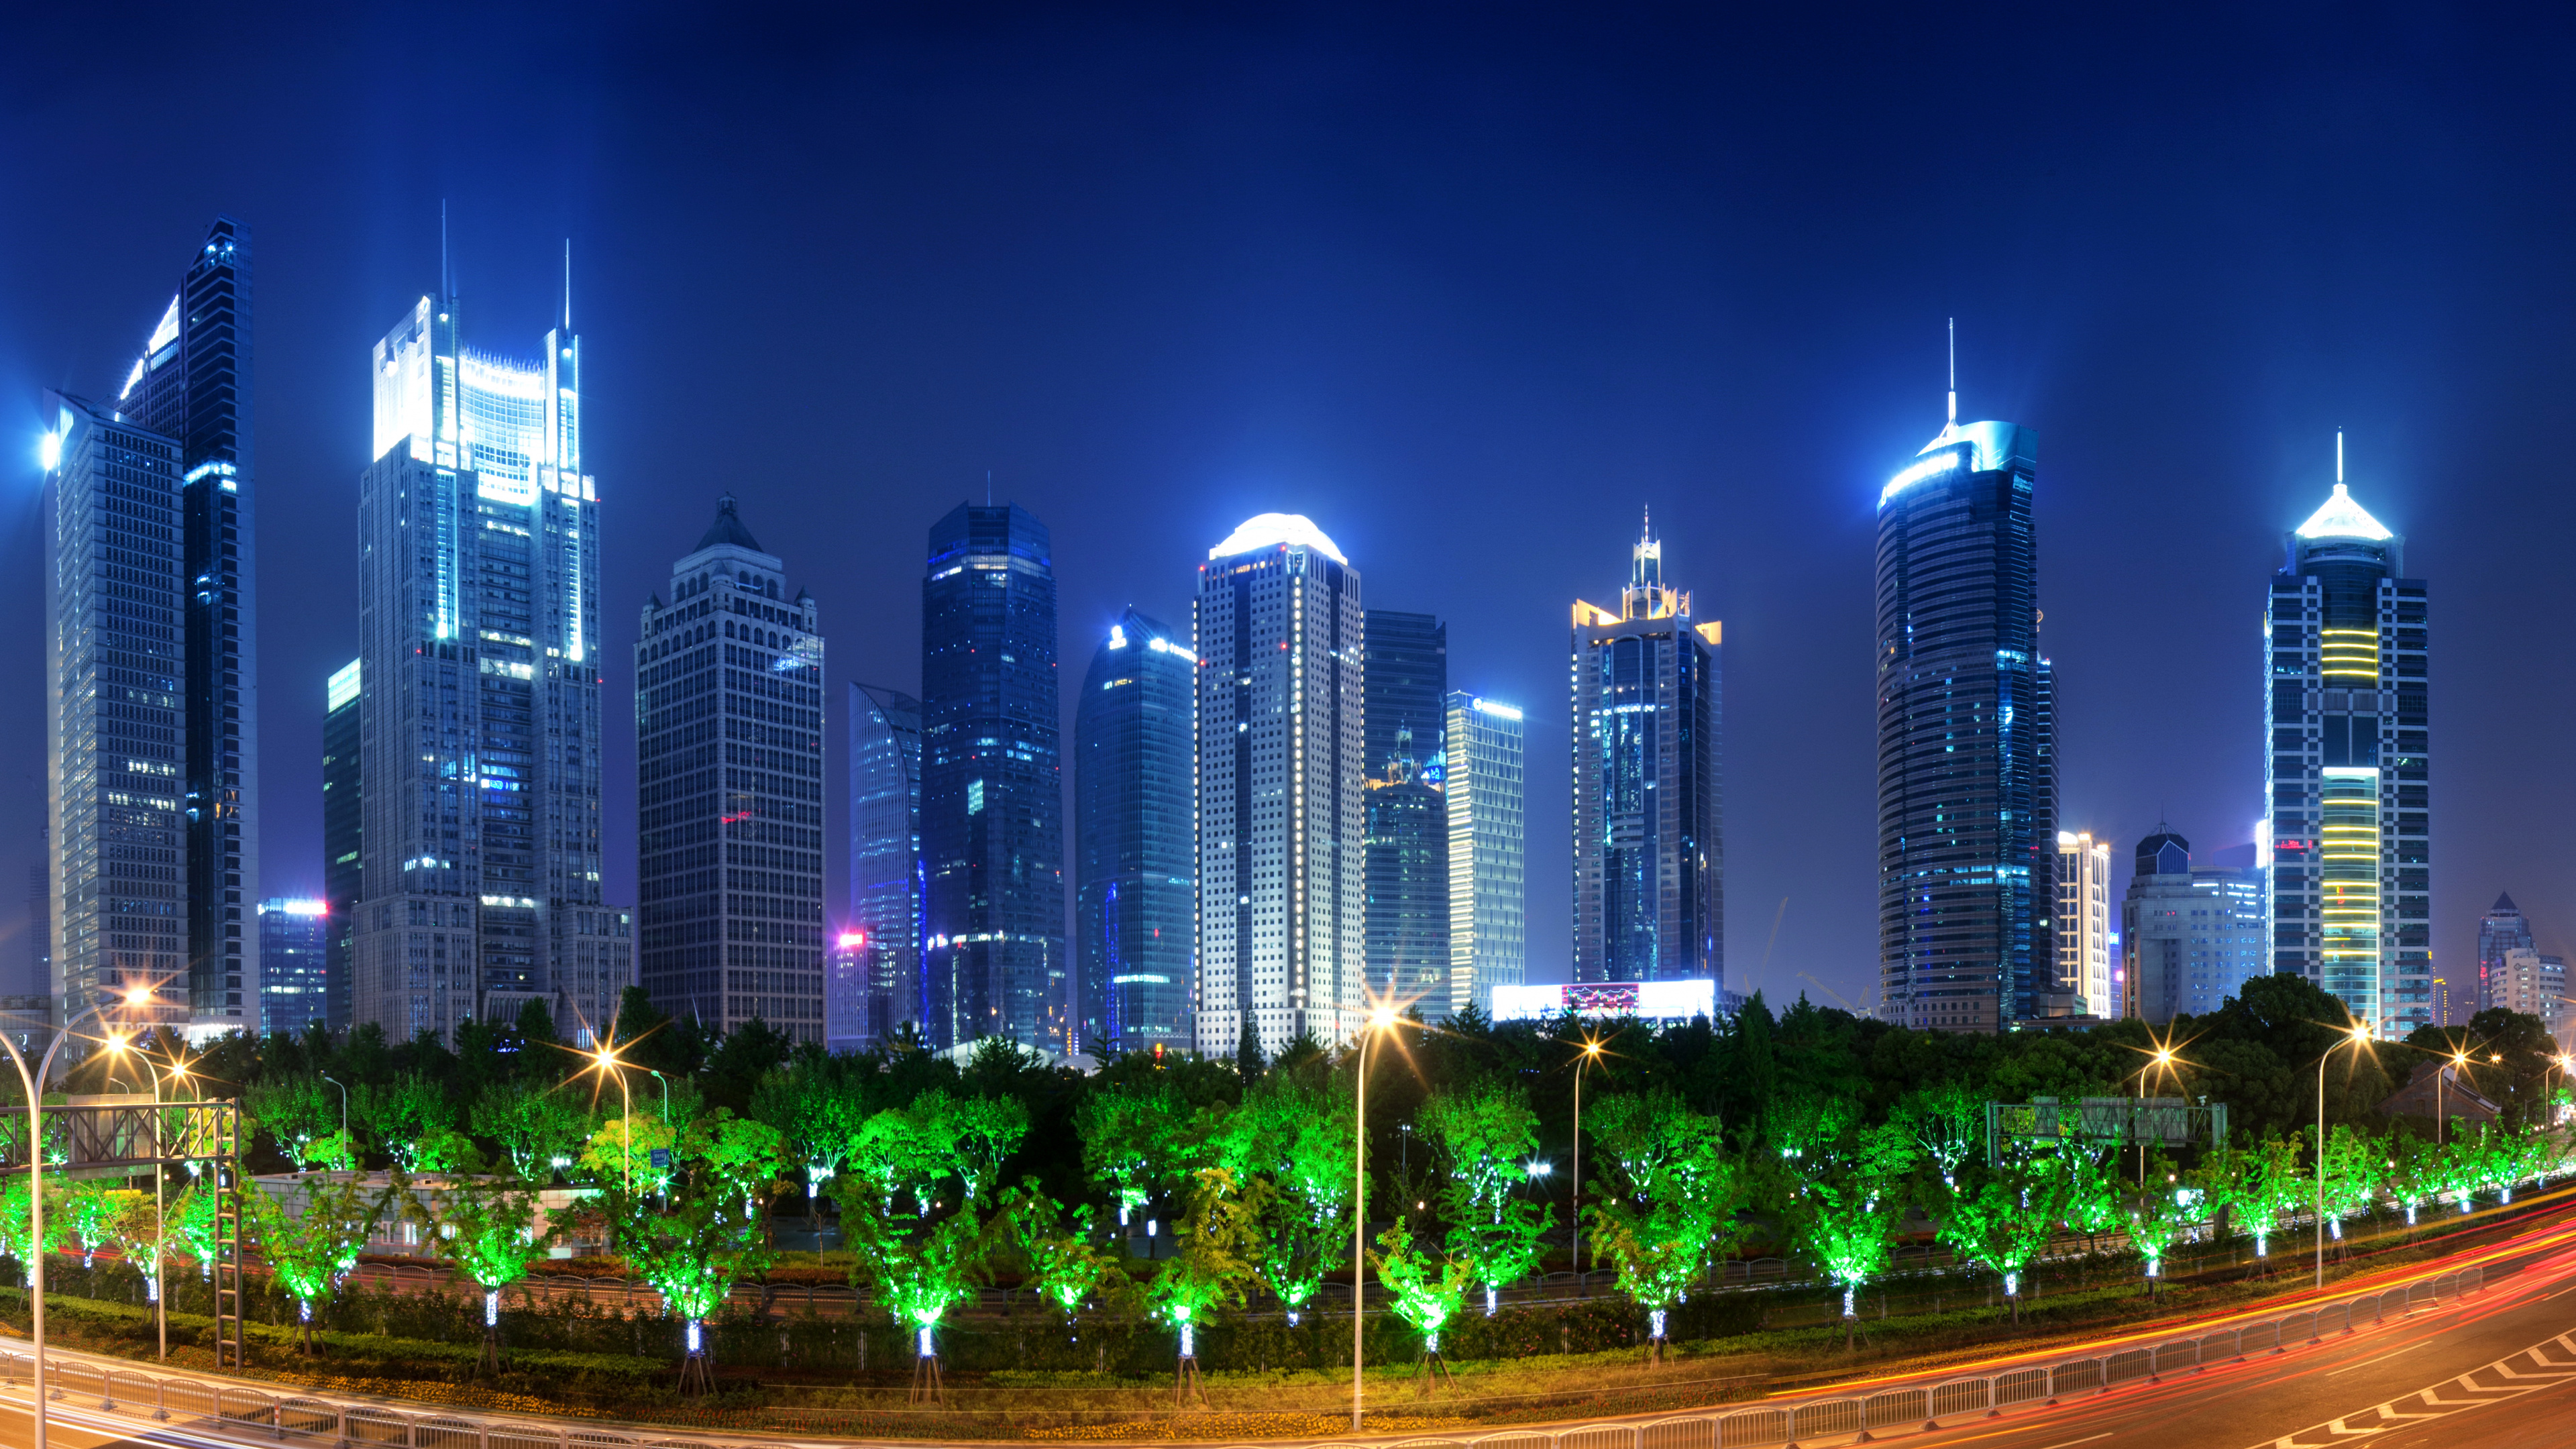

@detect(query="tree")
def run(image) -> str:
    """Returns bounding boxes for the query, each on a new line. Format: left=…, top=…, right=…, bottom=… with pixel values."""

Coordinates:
left=748, top=1055, right=872, bottom=1211
left=1586, top=1090, right=1746, bottom=1356
left=1213, top=1073, right=1353, bottom=1324
left=1935, top=1159, right=2063, bottom=1323
left=0, top=1172, right=64, bottom=1284
left=470, top=1083, right=592, bottom=1180
left=1418, top=1077, right=1554, bottom=1316
left=59, top=1179, right=138, bottom=1269
left=1889, top=1081, right=1983, bottom=1189
left=1004, top=1182, right=1126, bottom=1328
left=1373, top=1219, right=1470, bottom=1391
left=2316, top=1124, right=2385, bottom=1247
left=835, top=1090, right=1020, bottom=1402
left=1774, top=1110, right=1913, bottom=1350
left=354, top=1076, right=455, bottom=1171
left=167, top=1178, right=224, bottom=1281
left=244, top=1076, right=343, bottom=1167
left=105, top=1189, right=164, bottom=1307
left=416, top=1173, right=561, bottom=1370
left=603, top=1109, right=787, bottom=1395
left=241, top=1174, right=387, bottom=1354
left=1077, top=1081, right=1202, bottom=1227
left=578, top=1106, right=681, bottom=1190
left=1146, top=1169, right=1256, bottom=1403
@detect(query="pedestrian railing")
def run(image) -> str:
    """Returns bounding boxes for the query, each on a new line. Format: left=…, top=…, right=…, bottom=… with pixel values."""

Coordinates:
left=0, top=1263, right=2491, bottom=1449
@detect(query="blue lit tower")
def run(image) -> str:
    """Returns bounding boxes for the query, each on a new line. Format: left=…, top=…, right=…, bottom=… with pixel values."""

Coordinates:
left=352, top=269, right=630, bottom=1044
left=1443, top=691, right=1526, bottom=1016
left=636, top=496, right=827, bottom=1040
left=1195, top=515, right=1366, bottom=1056
left=2476, top=894, right=2532, bottom=1014
left=1074, top=608, right=1197, bottom=1054
left=842, top=683, right=924, bottom=1048
left=1570, top=517, right=1723, bottom=990
left=2264, top=451, right=2429, bottom=1036
left=321, top=660, right=362, bottom=1032
left=257, top=898, right=329, bottom=1036
left=1875, top=387, right=2055, bottom=1032
left=920, top=504, right=1067, bottom=1053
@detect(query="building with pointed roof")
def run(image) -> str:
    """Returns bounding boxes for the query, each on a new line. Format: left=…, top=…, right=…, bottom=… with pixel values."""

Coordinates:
left=635, top=494, right=826, bottom=1040
left=2477, top=893, right=2534, bottom=1015
left=2264, top=448, right=2430, bottom=1038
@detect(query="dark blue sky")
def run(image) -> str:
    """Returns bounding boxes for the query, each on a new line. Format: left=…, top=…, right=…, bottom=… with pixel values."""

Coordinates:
left=6, top=4, right=2576, bottom=1012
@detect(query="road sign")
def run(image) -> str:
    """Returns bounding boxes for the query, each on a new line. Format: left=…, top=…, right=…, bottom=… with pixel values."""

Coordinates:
left=649, top=1147, right=671, bottom=1170
left=1986, top=1097, right=2226, bottom=1161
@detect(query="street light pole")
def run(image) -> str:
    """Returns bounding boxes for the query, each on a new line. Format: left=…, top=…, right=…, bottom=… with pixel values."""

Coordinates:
left=1571, top=1038, right=1602, bottom=1279
left=1350, top=1006, right=1394, bottom=1434
left=2316, top=1022, right=2371, bottom=1290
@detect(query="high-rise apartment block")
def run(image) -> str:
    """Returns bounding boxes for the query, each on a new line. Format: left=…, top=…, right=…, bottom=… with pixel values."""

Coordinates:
left=1074, top=609, right=1196, bottom=1055
left=1194, top=515, right=1365, bottom=1057
left=42, top=217, right=262, bottom=1033
left=2476, top=894, right=2533, bottom=1014
left=843, top=683, right=924, bottom=1049
left=2121, top=826, right=2264, bottom=1024
left=2264, top=468, right=2430, bottom=1036
left=1570, top=521, right=1723, bottom=991
left=2052, top=831, right=2112, bottom=1016
left=920, top=505, right=1066, bottom=1052
left=321, top=660, right=362, bottom=1033
left=636, top=497, right=826, bottom=1040
left=1876, top=403, right=2054, bottom=1032
left=1444, top=692, right=1526, bottom=1017
left=352, top=279, right=628, bottom=1044
left=257, top=898, right=329, bottom=1036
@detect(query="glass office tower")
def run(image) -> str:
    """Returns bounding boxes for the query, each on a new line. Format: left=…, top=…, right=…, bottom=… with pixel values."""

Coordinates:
left=321, top=660, right=362, bottom=1032
left=1073, top=608, right=1196, bottom=1054
left=636, top=496, right=826, bottom=1040
left=843, top=682, right=924, bottom=1049
left=2265, top=470, right=2430, bottom=1036
left=1364, top=729, right=1448, bottom=1002
left=1570, top=520, right=1723, bottom=989
left=1876, top=408, right=2056, bottom=1033
left=257, top=898, right=329, bottom=1036
left=1195, top=514, right=1366, bottom=1056
left=1444, top=691, right=1525, bottom=1016
left=353, top=280, right=629, bottom=1044
left=1365, top=611, right=1446, bottom=780
left=2475, top=894, right=2531, bottom=1014
left=41, top=392, right=191, bottom=1033
left=920, top=504, right=1066, bottom=1053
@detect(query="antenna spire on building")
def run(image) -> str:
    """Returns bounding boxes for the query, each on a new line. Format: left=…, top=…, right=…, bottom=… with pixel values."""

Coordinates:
left=2336, top=429, right=2344, bottom=485
left=1945, top=317, right=1957, bottom=427
left=562, top=237, right=572, bottom=332
left=440, top=200, right=449, bottom=298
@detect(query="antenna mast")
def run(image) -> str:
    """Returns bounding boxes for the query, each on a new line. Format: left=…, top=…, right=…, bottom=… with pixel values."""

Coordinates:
left=1946, top=317, right=1957, bottom=427
left=2336, top=429, right=2344, bottom=485
left=563, top=237, right=572, bottom=332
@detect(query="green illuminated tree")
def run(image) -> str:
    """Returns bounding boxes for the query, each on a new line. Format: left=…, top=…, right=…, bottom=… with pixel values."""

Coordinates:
left=835, top=1090, right=1028, bottom=1399
left=166, top=1177, right=223, bottom=1280
left=1419, top=1077, right=1554, bottom=1316
left=244, top=1075, right=342, bottom=1167
left=416, top=1173, right=561, bottom=1371
left=0, top=1172, right=64, bottom=1285
left=1772, top=1102, right=1913, bottom=1350
left=2316, top=1124, right=2385, bottom=1247
left=1213, top=1073, right=1353, bottom=1323
left=470, top=1083, right=592, bottom=1180
left=1586, top=1090, right=1746, bottom=1357
left=1373, top=1219, right=1470, bottom=1391
left=1004, top=1181, right=1127, bottom=1326
left=1935, top=1157, right=2063, bottom=1323
left=749, top=1056, right=873, bottom=1208
left=1077, top=1080, right=1205, bottom=1228
left=578, top=1109, right=680, bottom=1190
left=105, top=1189, right=165, bottom=1307
left=1888, top=1081, right=1983, bottom=1189
left=241, top=1173, right=388, bottom=1354
left=355, top=1075, right=455, bottom=1171
left=60, top=1179, right=138, bottom=1269
left=1146, top=1169, right=1256, bottom=1402
left=604, top=1110, right=788, bottom=1395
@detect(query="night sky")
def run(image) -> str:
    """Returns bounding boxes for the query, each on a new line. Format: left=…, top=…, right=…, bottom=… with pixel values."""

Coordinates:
left=7, top=5, right=2576, bottom=1015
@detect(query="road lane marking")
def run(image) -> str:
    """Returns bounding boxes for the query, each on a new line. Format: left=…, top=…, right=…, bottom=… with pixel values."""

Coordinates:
left=2251, top=1332, right=2576, bottom=1446
left=2032, top=1436, right=2112, bottom=1449
left=2326, top=1345, right=2418, bottom=1375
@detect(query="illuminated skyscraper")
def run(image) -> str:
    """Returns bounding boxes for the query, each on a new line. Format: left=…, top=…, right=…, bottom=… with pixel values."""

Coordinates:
left=1571, top=519, right=1723, bottom=990
left=920, top=504, right=1066, bottom=1052
left=321, top=660, right=361, bottom=1033
left=1876, top=396, right=2055, bottom=1032
left=2052, top=831, right=2112, bottom=1016
left=637, top=496, right=825, bottom=1040
left=843, top=682, right=924, bottom=1048
left=1074, top=608, right=1196, bottom=1054
left=1444, top=692, right=1526, bottom=1017
left=2264, top=455, right=2430, bottom=1037
left=1364, top=730, right=1447, bottom=1002
left=1194, top=514, right=1365, bottom=1056
left=1365, top=611, right=1446, bottom=782
left=257, top=898, right=329, bottom=1036
left=2119, top=826, right=2263, bottom=1024
left=2476, top=894, right=2532, bottom=1013
left=352, top=271, right=629, bottom=1044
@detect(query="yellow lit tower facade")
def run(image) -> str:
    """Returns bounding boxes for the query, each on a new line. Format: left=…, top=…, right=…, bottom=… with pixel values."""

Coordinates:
left=2265, top=448, right=2430, bottom=1038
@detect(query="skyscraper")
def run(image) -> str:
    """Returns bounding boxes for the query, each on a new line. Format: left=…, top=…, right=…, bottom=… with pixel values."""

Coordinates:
left=257, top=898, right=329, bottom=1036
left=42, top=392, right=189, bottom=1032
left=352, top=274, right=629, bottom=1044
left=1570, top=519, right=1723, bottom=990
left=1875, top=393, right=2054, bottom=1032
left=119, top=217, right=260, bottom=1030
left=2264, top=458, right=2430, bottom=1037
left=636, top=496, right=826, bottom=1040
left=1444, top=692, right=1526, bottom=1017
left=1364, top=731, right=1448, bottom=1002
left=1364, top=611, right=1446, bottom=781
left=321, top=661, right=362, bottom=1033
left=1194, top=514, right=1365, bottom=1056
left=844, top=682, right=924, bottom=1048
left=920, top=504, right=1066, bottom=1053
left=2476, top=894, right=2532, bottom=1013
left=2052, top=831, right=2112, bottom=1016
left=2120, top=826, right=2263, bottom=1024
left=1073, top=608, right=1197, bottom=1055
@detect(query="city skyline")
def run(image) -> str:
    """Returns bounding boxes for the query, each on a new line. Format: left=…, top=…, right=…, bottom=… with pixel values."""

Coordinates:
left=17, top=11, right=2576, bottom=1025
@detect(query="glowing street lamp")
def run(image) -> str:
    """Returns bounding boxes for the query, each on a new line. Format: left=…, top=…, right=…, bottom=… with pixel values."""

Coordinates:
left=1350, top=1001, right=1399, bottom=1434
left=2315, top=1020, right=2373, bottom=1289
left=590, top=1044, right=635, bottom=1189
left=102, top=1030, right=193, bottom=1360
left=1571, top=1036, right=1605, bottom=1277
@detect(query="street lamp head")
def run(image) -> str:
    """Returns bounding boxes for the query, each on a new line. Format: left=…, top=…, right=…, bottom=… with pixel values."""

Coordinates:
left=2490, top=1053, right=2504, bottom=1064
left=1367, top=1008, right=1397, bottom=1031
left=103, top=1031, right=129, bottom=1054
left=122, top=987, right=150, bottom=1007
left=2153, top=1049, right=2174, bottom=1065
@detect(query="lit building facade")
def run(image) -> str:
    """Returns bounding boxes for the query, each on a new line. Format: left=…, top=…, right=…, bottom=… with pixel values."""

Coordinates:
left=1876, top=407, right=2055, bottom=1033
left=1443, top=691, right=1526, bottom=1016
left=843, top=683, right=924, bottom=1049
left=42, top=392, right=191, bottom=1033
left=321, top=660, right=361, bottom=1033
left=1193, top=514, right=1365, bottom=1056
left=258, top=898, right=329, bottom=1036
left=352, top=281, right=629, bottom=1044
left=2264, top=468, right=2430, bottom=1036
left=1364, top=733, right=1447, bottom=1002
left=1571, top=520, right=1723, bottom=989
left=2052, top=831, right=2112, bottom=1015
left=2476, top=894, right=2532, bottom=1013
left=636, top=496, right=825, bottom=1040
left=2121, top=826, right=2264, bottom=1024
left=1074, top=609, right=1196, bottom=1055
left=1365, top=611, right=1446, bottom=782
left=920, top=504, right=1066, bottom=1052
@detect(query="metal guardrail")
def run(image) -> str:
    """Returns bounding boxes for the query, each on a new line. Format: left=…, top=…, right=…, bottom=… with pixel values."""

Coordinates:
left=0, top=1263, right=2492, bottom=1449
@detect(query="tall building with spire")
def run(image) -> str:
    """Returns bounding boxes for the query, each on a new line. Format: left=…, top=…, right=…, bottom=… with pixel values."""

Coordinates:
left=41, top=216, right=260, bottom=1032
left=1570, top=517, right=1723, bottom=990
left=352, top=262, right=629, bottom=1044
left=2264, top=447, right=2430, bottom=1037
left=920, top=504, right=1066, bottom=1053
left=1875, top=362, right=2054, bottom=1032
left=1194, top=514, right=1366, bottom=1056
left=637, top=496, right=826, bottom=1040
